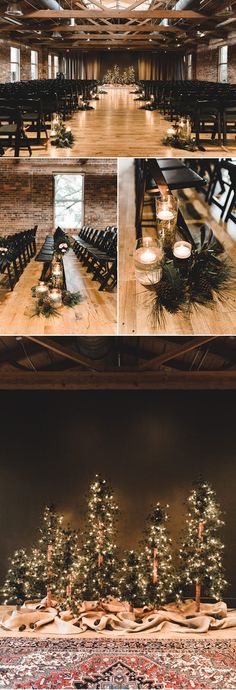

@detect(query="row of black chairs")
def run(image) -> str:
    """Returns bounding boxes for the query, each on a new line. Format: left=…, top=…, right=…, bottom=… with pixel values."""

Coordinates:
left=0, top=78, right=98, bottom=156
left=73, top=225, right=117, bottom=291
left=138, top=80, right=236, bottom=146
left=0, top=226, right=37, bottom=290
left=188, top=159, right=236, bottom=224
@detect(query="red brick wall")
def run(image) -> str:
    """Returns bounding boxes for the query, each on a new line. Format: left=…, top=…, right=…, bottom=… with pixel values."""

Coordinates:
left=195, top=37, right=236, bottom=83
left=0, top=160, right=117, bottom=243
left=0, top=39, right=59, bottom=83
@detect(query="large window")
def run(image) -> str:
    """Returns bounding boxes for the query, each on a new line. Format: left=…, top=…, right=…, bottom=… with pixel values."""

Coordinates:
left=31, top=50, right=38, bottom=80
left=218, top=45, right=228, bottom=83
left=10, top=46, right=20, bottom=82
left=54, top=174, right=84, bottom=230
left=48, top=54, right=52, bottom=79
left=53, top=55, right=59, bottom=77
left=187, top=53, right=192, bottom=80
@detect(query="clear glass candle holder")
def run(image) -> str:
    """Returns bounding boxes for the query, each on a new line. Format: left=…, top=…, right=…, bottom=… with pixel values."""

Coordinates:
left=50, top=288, right=62, bottom=307
left=155, top=195, right=178, bottom=252
left=35, top=281, right=49, bottom=298
left=134, top=237, right=163, bottom=287
left=173, top=240, right=192, bottom=275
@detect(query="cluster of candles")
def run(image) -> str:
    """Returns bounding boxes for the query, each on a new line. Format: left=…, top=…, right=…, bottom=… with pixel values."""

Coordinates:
left=35, top=281, right=63, bottom=307
left=50, top=115, right=71, bottom=137
left=35, top=258, right=64, bottom=307
left=134, top=195, right=192, bottom=287
left=167, top=116, right=192, bottom=141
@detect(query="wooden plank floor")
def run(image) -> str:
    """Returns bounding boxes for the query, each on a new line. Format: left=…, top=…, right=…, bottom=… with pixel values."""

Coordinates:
left=0, top=249, right=117, bottom=335
left=119, top=159, right=236, bottom=335
left=4, top=86, right=236, bottom=159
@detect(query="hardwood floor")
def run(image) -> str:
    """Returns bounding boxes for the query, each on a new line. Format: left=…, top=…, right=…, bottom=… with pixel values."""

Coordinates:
left=0, top=249, right=116, bottom=335
left=119, top=159, right=236, bottom=335
left=5, top=86, right=236, bottom=158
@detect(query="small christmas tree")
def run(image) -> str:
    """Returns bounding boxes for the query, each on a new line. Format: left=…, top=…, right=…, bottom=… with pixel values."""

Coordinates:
left=3, top=549, right=30, bottom=604
left=29, top=505, right=64, bottom=605
left=119, top=550, right=144, bottom=610
left=128, top=65, right=135, bottom=84
left=57, top=525, right=80, bottom=607
left=74, top=475, right=119, bottom=604
left=140, top=503, right=175, bottom=607
left=179, top=480, right=227, bottom=611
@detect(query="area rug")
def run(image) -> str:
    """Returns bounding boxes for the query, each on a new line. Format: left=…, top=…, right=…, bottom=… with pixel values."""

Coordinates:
left=0, top=638, right=235, bottom=689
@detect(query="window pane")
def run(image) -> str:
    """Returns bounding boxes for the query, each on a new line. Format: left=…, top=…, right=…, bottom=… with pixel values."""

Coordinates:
left=54, top=174, right=84, bottom=230
left=48, top=54, right=52, bottom=79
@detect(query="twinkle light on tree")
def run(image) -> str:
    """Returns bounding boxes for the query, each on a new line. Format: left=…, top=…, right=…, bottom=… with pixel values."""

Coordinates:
left=179, top=480, right=227, bottom=611
left=29, top=505, right=64, bottom=606
left=57, top=525, right=80, bottom=608
left=3, top=549, right=30, bottom=605
left=119, top=550, right=144, bottom=610
left=140, top=503, right=175, bottom=607
left=74, top=475, right=119, bottom=604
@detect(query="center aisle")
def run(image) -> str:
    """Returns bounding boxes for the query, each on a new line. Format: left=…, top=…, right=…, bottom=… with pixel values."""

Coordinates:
left=6, top=85, right=235, bottom=158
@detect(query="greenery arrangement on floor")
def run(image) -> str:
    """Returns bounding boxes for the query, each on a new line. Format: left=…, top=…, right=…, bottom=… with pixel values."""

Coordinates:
left=31, top=227, right=82, bottom=318
left=140, top=101, right=158, bottom=111
left=2, top=476, right=227, bottom=614
left=78, top=100, right=94, bottom=111
left=162, top=133, right=198, bottom=151
left=31, top=288, right=82, bottom=318
left=162, top=118, right=198, bottom=151
left=51, top=117, right=75, bottom=149
left=151, top=233, right=236, bottom=328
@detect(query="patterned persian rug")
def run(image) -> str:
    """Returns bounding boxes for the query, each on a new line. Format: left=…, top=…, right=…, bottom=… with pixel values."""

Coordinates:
left=0, top=637, right=235, bottom=689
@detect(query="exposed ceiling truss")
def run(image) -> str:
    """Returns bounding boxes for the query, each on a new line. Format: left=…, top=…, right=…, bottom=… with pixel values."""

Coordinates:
left=0, top=0, right=236, bottom=52
left=0, top=336, right=236, bottom=389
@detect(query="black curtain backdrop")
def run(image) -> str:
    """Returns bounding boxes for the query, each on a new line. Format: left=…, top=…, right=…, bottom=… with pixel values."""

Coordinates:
left=64, top=51, right=184, bottom=81
left=138, top=52, right=185, bottom=80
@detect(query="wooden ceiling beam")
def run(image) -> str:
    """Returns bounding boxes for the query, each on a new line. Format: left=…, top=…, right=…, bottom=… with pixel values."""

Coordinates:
left=139, top=337, right=217, bottom=371
left=25, top=337, right=104, bottom=372
left=37, top=23, right=182, bottom=32
left=0, top=369, right=236, bottom=390
left=23, top=9, right=207, bottom=19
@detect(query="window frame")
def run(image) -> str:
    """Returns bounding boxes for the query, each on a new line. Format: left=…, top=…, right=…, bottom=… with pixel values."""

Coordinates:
left=53, top=173, right=85, bottom=231
left=10, top=46, right=20, bottom=82
left=218, top=45, right=228, bottom=83
left=48, top=54, right=52, bottom=79
left=53, top=55, right=59, bottom=78
left=31, top=49, right=39, bottom=80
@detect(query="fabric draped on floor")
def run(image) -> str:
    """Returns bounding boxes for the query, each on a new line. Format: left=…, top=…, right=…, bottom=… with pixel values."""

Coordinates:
left=1, top=599, right=236, bottom=636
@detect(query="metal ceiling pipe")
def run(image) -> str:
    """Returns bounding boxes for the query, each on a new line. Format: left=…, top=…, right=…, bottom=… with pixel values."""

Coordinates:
left=39, top=0, right=63, bottom=11
left=76, top=337, right=115, bottom=361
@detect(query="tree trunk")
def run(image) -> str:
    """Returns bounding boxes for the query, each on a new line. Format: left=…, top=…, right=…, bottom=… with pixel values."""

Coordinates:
left=46, top=544, right=52, bottom=608
left=195, top=520, right=204, bottom=612
left=196, top=577, right=201, bottom=612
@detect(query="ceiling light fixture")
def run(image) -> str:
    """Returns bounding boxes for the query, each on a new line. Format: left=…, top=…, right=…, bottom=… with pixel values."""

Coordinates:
left=5, top=1, right=23, bottom=16
left=52, top=30, right=62, bottom=38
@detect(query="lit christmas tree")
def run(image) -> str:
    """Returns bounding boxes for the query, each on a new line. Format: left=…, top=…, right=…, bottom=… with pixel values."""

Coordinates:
left=3, top=548, right=30, bottom=604
left=74, top=475, right=119, bottom=604
left=179, top=480, right=227, bottom=611
left=140, top=503, right=175, bottom=607
left=28, top=505, right=64, bottom=605
left=119, top=550, right=144, bottom=610
left=127, top=65, right=135, bottom=84
left=57, top=525, right=80, bottom=607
